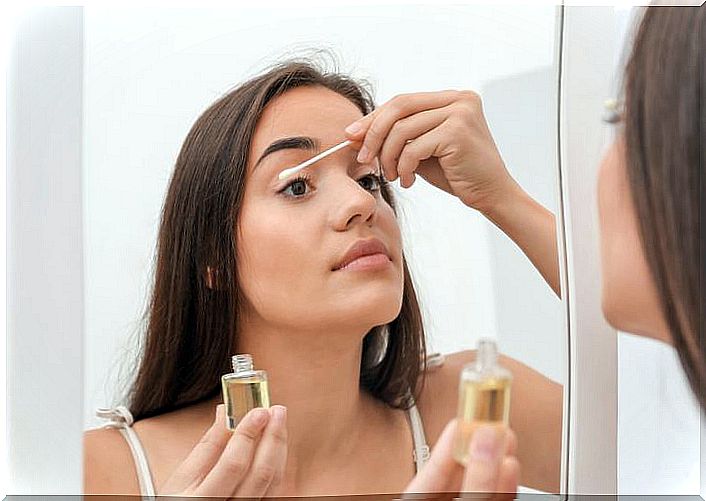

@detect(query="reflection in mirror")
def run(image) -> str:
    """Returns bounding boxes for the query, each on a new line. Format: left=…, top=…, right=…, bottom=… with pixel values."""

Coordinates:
left=82, top=6, right=566, bottom=497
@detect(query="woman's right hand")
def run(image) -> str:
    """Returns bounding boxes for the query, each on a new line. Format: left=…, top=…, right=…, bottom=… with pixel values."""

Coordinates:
left=160, top=403, right=288, bottom=498
left=403, top=420, right=519, bottom=500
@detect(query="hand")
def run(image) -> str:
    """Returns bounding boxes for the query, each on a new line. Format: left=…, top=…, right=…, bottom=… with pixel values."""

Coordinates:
left=160, top=404, right=288, bottom=498
left=402, top=420, right=520, bottom=500
left=344, top=90, right=519, bottom=215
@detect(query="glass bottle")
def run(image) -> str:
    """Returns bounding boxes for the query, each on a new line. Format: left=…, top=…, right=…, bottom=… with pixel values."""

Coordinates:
left=221, top=354, right=271, bottom=430
left=453, top=338, right=512, bottom=465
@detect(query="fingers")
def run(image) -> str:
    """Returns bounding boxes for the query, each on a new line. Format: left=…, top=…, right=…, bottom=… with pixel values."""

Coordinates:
left=233, top=405, right=289, bottom=498
left=377, top=107, right=448, bottom=183
left=461, top=426, right=514, bottom=495
left=494, top=455, right=521, bottom=501
left=402, top=421, right=519, bottom=501
left=161, top=404, right=233, bottom=493
left=344, top=91, right=461, bottom=164
left=396, top=127, right=446, bottom=188
left=196, top=406, right=271, bottom=497
left=402, top=419, right=464, bottom=497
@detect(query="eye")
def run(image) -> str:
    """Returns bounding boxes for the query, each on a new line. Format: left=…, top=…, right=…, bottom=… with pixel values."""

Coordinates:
left=279, top=173, right=313, bottom=198
left=358, top=172, right=384, bottom=192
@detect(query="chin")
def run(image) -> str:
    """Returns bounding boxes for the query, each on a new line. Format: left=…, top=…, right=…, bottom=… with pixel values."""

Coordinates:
left=371, top=289, right=404, bottom=325
left=600, top=291, right=624, bottom=332
left=332, top=286, right=403, bottom=327
left=601, top=277, right=634, bottom=331
left=376, top=298, right=404, bottom=325
left=601, top=284, right=664, bottom=342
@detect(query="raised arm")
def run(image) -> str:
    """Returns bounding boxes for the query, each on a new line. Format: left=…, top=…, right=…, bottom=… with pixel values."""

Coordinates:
left=343, top=89, right=560, bottom=297
left=477, top=176, right=560, bottom=296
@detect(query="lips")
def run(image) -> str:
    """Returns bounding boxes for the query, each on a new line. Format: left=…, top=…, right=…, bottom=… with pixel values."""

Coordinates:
left=333, top=238, right=391, bottom=271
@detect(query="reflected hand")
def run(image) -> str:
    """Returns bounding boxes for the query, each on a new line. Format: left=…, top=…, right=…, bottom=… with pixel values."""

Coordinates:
left=344, top=90, right=516, bottom=214
left=401, top=420, right=520, bottom=500
left=160, top=404, right=288, bottom=498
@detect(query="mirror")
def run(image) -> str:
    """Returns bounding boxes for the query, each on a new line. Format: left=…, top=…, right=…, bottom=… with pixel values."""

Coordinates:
left=82, top=5, right=566, bottom=497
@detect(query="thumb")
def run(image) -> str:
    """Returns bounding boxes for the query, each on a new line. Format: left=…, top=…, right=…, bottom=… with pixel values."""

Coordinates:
left=402, top=419, right=464, bottom=497
left=461, top=425, right=506, bottom=495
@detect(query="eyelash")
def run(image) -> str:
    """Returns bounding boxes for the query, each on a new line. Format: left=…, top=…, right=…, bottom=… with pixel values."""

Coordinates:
left=278, top=171, right=386, bottom=199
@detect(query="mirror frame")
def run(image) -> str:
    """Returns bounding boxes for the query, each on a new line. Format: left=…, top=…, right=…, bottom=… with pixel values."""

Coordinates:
left=557, top=5, right=621, bottom=495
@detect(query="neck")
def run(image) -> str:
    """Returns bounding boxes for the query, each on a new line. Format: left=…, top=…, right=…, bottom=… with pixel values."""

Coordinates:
left=205, top=314, right=392, bottom=481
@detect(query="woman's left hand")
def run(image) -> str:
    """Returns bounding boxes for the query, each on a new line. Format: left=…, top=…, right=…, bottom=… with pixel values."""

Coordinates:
left=402, top=420, right=520, bottom=500
left=344, top=90, right=518, bottom=214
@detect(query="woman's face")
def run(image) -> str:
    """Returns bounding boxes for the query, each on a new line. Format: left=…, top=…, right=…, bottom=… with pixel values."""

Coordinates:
left=596, top=137, right=670, bottom=343
left=235, top=85, right=404, bottom=335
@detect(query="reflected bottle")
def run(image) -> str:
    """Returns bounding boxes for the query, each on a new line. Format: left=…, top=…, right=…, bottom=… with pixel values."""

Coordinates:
left=453, top=338, right=512, bottom=465
left=221, top=354, right=271, bottom=430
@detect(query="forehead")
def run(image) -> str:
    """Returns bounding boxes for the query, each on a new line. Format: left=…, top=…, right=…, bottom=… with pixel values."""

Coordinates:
left=248, top=86, right=364, bottom=166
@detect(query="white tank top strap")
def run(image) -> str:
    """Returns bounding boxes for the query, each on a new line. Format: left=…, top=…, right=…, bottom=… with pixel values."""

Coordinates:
left=95, top=406, right=157, bottom=499
left=405, top=351, right=446, bottom=472
left=406, top=401, right=431, bottom=472
left=425, top=352, right=446, bottom=370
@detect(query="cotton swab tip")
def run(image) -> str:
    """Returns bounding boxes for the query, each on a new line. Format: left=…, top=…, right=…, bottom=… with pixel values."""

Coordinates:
left=277, top=139, right=354, bottom=181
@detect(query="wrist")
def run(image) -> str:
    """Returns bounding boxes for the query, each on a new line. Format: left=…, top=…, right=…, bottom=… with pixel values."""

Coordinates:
left=469, top=173, right=527, bottom=225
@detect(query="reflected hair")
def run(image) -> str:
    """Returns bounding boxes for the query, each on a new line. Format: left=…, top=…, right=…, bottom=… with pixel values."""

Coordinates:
left=622, top=6, right=705, bottom=410
left=124, top=56, right=428, bottom=420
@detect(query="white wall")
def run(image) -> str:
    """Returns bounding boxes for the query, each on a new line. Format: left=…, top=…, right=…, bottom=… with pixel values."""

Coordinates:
left=482, top=66, right=564, bottom=387
left=618, top=334, right=702, bottom=494
left=7, top=7, right=84, bottom=494
left=82, top=5, right=564, bottom=431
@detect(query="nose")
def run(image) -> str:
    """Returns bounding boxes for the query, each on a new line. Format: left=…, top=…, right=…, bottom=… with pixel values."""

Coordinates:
left=331, top=177, right=378, bottom=231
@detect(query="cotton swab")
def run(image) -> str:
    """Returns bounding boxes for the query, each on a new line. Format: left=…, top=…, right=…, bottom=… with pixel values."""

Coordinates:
left=277, top=139, right=354, bottom=181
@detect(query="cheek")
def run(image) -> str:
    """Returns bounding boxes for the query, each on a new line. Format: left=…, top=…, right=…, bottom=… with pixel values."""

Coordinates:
left=597, top=152, right=622, bottom=271
left=597, top=147, right=664, bottom=337
left=380, top=203, right=404, bottom=262
left=597, top=154, right=626, bottom=326
left=380, top=202, right=406, bottom=302
left=235, top=201, right=324, bottom=315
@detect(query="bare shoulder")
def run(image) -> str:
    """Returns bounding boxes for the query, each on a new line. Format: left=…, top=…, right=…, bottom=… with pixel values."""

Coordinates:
left=83, top=427, right=141, bottom=495
left=416, top=349, right=563, bottom=446
left=84, top=403, right=218, bottom=495
left=416, top=349, right=564, bottom=492
left=415, top=350, right=477, bottom=446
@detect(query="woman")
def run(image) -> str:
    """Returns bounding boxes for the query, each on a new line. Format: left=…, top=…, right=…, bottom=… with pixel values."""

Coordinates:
left=83, top=59, right=563, bottom=496
left=388, top=5, right=704, bottom=496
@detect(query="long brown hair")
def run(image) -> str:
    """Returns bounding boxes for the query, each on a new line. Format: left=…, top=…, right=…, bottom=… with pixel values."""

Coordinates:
left=123, top=58, right=427, bottom=421
left=622, top=6, right=705, bottom=410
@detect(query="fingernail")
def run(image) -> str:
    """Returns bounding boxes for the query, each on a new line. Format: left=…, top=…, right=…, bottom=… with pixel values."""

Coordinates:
left=469, top=425, right=501, bottom=462
left=357, top=146, right=369, bottom=163
left=272, top=405, right=287, bottom=425
left=345, top=121, right=362, bottom=135
left=251, top=407, right=269, bottom=426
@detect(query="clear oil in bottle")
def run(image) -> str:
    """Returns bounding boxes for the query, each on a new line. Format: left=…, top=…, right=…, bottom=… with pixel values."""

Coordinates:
left=453, top=338, right=512, bottom=465
left=221, top=354, right=271, bottom=430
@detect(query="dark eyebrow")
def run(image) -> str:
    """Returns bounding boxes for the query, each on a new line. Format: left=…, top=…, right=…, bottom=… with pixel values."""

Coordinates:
left=255, top=136, right=321, bottom=169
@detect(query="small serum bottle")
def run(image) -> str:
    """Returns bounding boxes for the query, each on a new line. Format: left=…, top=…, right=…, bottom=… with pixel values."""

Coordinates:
left=221, top=354, right=271, bottom=430
left=453, top=338, right=512, bottom=465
